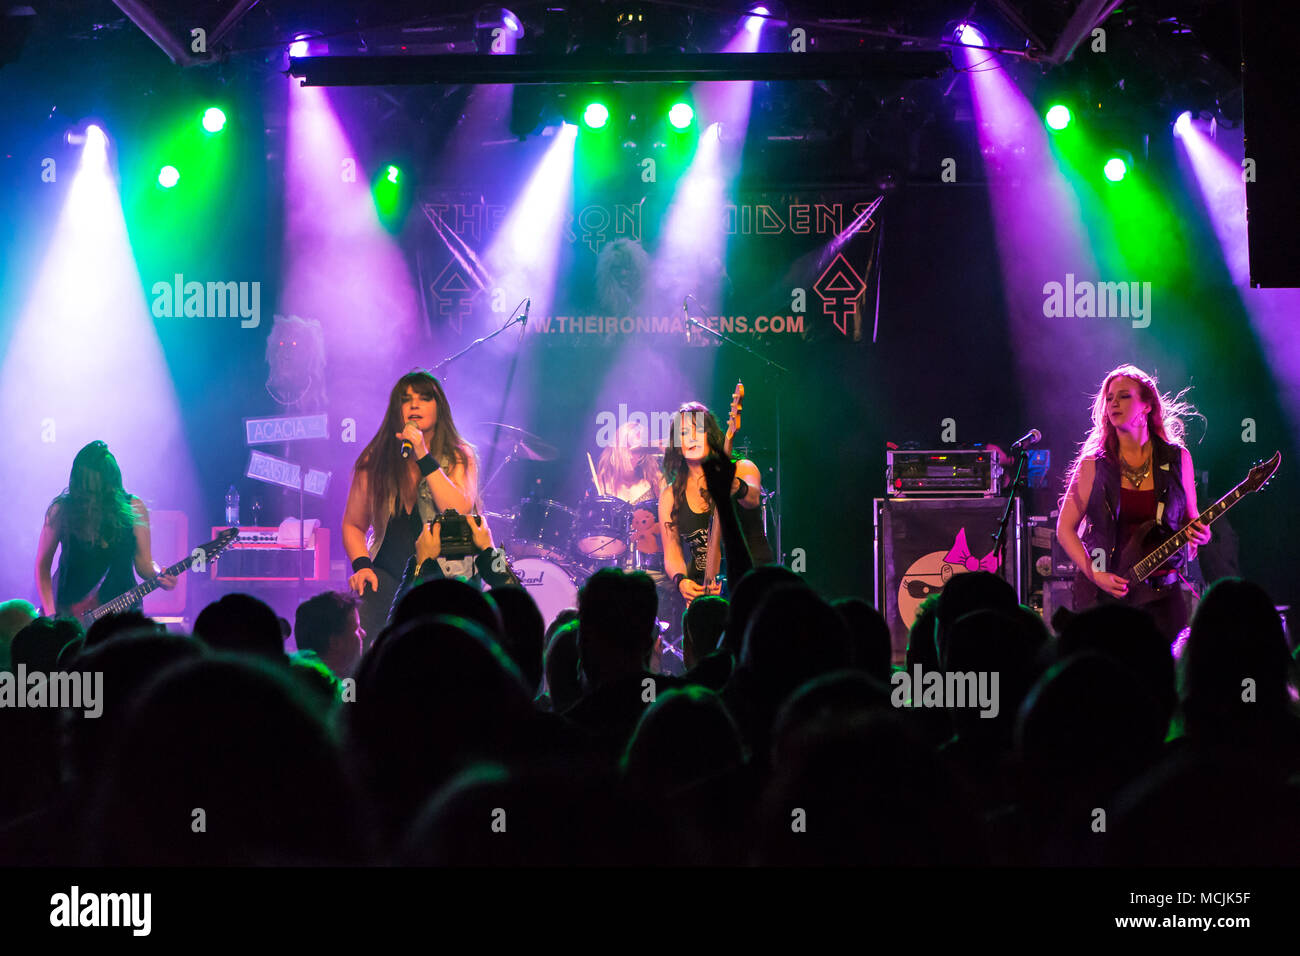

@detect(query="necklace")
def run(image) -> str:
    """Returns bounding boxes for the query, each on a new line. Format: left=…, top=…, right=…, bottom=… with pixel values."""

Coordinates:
left=1120, top=444, right=1152, bottom=489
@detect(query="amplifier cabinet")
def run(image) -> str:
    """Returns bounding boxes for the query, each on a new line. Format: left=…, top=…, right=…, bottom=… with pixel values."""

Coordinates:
left=874, top=497, right=1023, bottom=661
left=209, top=527, right=331, bottom=581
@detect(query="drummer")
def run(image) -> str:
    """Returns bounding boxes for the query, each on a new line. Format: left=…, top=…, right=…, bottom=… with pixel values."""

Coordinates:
left=591, top=421, right=675, bottom=653
left=593, top=420, right=665, bottom=505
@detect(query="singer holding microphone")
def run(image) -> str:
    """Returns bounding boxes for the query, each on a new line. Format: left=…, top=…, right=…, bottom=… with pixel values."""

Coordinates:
left=342, top=371, right=479, bottom=642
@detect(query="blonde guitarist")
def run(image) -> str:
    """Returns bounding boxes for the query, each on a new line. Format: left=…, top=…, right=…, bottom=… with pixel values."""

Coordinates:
left=659, top=389, right=772, bottom=610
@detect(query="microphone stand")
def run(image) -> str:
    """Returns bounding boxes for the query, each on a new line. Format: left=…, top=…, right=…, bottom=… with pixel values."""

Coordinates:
left=428, top=298, right=529, bottom=505
left=683, top=304, right=790, bottom=563
left=991, top=443, right=1030, bottom=600
left=431, top=299, right=528, bottom=373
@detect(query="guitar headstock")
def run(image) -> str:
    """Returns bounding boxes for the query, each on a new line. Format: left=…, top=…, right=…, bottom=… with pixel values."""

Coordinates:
left=724, top=381, right=744, bottom=454
left=1242, top=451, right=1281, bottom=494
left=201, top=527, right=240, bottom=564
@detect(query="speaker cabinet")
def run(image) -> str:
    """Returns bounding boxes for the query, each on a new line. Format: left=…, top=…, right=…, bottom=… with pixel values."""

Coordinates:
left=874, top=496, right=1023, bottom=661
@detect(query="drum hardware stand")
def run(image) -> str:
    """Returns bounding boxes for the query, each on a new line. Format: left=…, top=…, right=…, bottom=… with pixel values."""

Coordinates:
left=683, top=296, right=789, bottom=563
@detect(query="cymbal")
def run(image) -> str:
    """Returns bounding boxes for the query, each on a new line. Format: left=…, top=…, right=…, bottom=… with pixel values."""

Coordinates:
left=477, top=422, right=558, bottom=461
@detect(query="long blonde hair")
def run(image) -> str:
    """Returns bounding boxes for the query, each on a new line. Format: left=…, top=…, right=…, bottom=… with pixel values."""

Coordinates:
left=595, top=420, right=661, bottom=497
left=1063, top=364, right=1199, bottom=502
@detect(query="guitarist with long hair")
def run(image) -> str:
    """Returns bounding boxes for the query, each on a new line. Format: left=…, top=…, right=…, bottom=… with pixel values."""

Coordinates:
left=1057, top=365, right=1211, bottom=641
left=35, top=441, right=177, bottom=617
left=659, top=395, right=772, bottom=613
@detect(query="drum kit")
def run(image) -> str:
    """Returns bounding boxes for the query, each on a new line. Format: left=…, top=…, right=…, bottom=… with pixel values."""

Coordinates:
left=476, top=422, right=669, bottom=634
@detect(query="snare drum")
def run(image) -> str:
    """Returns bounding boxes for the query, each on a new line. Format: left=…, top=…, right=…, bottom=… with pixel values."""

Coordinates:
left=573, top=496, right=631, bottom=560
left=509, top=557, right=583, bottom=631
left=510, top=498, right=575, bottom=561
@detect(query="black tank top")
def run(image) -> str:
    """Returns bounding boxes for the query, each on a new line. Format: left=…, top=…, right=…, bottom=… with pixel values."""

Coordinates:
left=674, top=500, right=712, bottom=583
left=674, top=493, right=775, bottom=582
left=374, top=502, right=422, bottom=579
left=55, top=509, right=138, bottom=612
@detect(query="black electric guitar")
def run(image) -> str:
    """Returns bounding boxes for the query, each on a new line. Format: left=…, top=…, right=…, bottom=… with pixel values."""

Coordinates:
left=60, top=527, right=238, bottom=628
left=1073, top=451, right=1280, bottom=608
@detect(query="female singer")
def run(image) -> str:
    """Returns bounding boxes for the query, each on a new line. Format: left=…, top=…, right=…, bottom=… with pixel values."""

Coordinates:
left=343, top=371, right=479, bottom=640
left=659, top=402, right=772, bottom=608
left=35, top=441, right=177, bottom=617
left=1056, top=364, right=1211, bottom=641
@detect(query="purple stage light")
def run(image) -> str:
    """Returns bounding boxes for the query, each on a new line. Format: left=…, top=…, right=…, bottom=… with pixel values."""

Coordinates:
left=280, top=78, right=422, bottom=401
left=1175, top=117, right=1300, bottom=446
left=483, top=121, right=577, bottom=322
left=289, top=39, right=308, bottom=58
left=957, top=23, right=986, bottom=46
left=960, top=25, right=1127, bottom=446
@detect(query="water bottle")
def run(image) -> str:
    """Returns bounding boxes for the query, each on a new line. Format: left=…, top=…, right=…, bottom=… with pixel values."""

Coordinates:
left=225, top=485, right=240, bottom=526
left=250, top=498, right=262, bottom=527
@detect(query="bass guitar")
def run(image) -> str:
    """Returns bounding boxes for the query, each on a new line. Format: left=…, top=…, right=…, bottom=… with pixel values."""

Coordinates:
left=698, top=380, right=744, bottom=603
left=1073, top=451, right=1280, bottom=608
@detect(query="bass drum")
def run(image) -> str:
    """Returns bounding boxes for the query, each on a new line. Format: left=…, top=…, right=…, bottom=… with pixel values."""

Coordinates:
left=509, top=557, right=585, bottom=631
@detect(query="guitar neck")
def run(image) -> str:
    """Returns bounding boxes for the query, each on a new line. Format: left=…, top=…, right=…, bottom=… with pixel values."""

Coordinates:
left=89, top=555, right=192, bottom=621
left=1133, top=483, right=1246, bottom=579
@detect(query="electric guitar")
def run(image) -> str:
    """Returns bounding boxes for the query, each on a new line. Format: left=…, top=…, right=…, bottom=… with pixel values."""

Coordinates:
left=1073, top=451, right=1280, bottom=608
left=60, top=527, right=238, bottom=628
left=699, top=381, right=744, bottom=603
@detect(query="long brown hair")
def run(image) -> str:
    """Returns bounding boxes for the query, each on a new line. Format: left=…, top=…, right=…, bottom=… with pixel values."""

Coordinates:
left=47, top=441, right=138, bottom=545
left=1064, top=364, right=1199, bottom=502
left=353, top=371, right=475, bottom=530
left=661, top=403, right=734, bottom=530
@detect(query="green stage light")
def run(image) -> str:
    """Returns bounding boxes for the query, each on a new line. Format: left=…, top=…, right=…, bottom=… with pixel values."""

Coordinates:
left=201, top=107, right=226, bottom=133
left=157, top=165, right=180, bottom=188
left=668, top=102, right=695, bottom=129
left=386, top=164, right=401, bottom=184
left=583, top=102, right=609, bottom=129
left=1103, top=156, right=1128, bottom=182
left=1045, top=104, right=1071, bottom=130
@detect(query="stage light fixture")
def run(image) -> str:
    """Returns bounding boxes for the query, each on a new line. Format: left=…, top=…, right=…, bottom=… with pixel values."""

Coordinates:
left=1103, top=156, right=1128, bottom=182
left=1173, top=110, right=1193, bottom=137
left=202, top=107, right=226, bottom=133
left=386, top=165, right=401, bottom=184
left=158, top=165, right=180, bottom=188
left=956, top=23, right=985, bottom=46
left=583, top=102, right=610, bottom=129
left=1045, top=104, right=1071, bottom=130
left=668, top=102, right=694, bottom=129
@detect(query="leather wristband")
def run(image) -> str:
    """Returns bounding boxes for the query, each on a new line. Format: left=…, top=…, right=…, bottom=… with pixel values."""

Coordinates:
left=672, top=572, right=686, bottom=590
left=351, top=556, right=374, bottom=573
left=417, top=453, right=439, bottom=478
left=733, top=478, right=749, bottom=501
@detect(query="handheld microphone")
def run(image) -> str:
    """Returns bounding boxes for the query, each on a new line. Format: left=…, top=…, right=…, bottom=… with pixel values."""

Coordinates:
left=400, top=417, right=417, bottom=458
left=1010, top=428, right=1042, bottom=450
